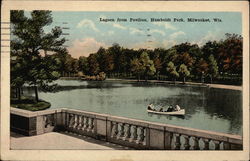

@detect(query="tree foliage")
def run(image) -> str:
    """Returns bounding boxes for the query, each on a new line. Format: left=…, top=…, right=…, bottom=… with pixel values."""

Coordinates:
left=166, top=61, right=179, bottom=81
left=11, top=10, right=66, bottom=102
left=178, top=64, right=190, bottom=83
left=11, top=11, right=242, bottom=88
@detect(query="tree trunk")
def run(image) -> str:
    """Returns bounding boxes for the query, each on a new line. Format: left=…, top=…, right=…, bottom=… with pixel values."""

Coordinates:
left=15, top=88, right=18, bottom=98
left=210, top=76, right=213, bottom=84
left=17, top=87, right=21, bottom=101
left=183, top=77, right=185, bottom=83
left=34, top=86, right=39, bottom=102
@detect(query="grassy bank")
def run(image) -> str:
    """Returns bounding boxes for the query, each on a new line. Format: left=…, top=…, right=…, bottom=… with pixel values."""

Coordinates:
left=11, top=97, right=51, bottom=111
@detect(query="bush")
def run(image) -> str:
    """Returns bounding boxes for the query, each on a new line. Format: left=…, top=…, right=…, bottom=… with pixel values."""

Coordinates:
left=82, top=72, right=106, bottom=81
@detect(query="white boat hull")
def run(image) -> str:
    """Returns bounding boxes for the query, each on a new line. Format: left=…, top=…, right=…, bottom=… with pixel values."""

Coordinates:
left=147, top=109, right=185, bottom=115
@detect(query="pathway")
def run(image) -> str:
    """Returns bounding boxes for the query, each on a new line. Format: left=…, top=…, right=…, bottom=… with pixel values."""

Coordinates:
left=10, top=132, right=132, bottom=150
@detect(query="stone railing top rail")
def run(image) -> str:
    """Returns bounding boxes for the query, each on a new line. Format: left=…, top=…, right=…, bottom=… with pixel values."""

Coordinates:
left=10, top=107, right=63, bottom=117
left=10, top=107, right=242, bottom=145
left=62, top=108, right=243, bottom=145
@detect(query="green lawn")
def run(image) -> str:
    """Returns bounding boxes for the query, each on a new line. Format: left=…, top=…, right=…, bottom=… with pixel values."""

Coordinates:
left=11, top=96, right=51, bottom=111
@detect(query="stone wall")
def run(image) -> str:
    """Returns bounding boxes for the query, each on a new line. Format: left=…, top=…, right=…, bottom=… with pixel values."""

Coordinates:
left=10, top=107, right=243, bottom=150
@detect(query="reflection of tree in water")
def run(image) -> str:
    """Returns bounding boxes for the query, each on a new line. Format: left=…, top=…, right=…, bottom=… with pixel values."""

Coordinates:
left=204, top=88, right=242, bottom=134
left=23, top=81, right=127, bottom=93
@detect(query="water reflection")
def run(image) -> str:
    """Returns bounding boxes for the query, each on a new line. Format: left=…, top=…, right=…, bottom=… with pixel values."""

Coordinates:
left=147, top=113, right=185, bottom=120
left=23, top=80, right=242, bottom=135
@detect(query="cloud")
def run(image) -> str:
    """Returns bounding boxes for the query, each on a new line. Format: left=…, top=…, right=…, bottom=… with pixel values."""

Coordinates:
left=129, top=27, right=144, bottom=35
left=102, top=30, right=115, bottom=36
left=68, top=38, right=107, bottom=58
left=162, top=39, right=177, bottom=48
left=169, top=31, right=186, bottom=39
left=194, top=30, right=223, bottom=46
left=152, top=22, right=177, bottom=30
left=77, top=19, right=99, bottom=32
left=128, top=37, right=178, bottom=50
left=149, top=29, right=165, bottom=36
left=112, top=23, right=127, bottom=30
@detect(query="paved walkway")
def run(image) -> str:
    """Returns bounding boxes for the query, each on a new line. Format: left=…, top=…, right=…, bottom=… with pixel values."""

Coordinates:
left=10, top=132, right=131, bottom=150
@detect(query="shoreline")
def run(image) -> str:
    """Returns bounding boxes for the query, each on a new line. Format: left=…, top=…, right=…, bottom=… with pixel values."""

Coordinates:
left=58, top=77, right=242, bottom=91
left=106, top=78, right=242, bottom=91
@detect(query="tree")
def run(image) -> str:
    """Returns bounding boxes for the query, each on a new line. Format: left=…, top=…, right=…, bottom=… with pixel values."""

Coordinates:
left=87, top=54, right=100, bottom=75
left=140, top=52, right=156, bottom=81
left=96, top=47, right=106, bottom=73
left=153, top=56, right=162, bottom=80
left=130, top=58, right=144, bottom=81
left=196, top=58, right=209, bottom=83
left=53, top=49, right=70, bottom=76
left=166, top=61, right=179, bottom=83
left=78, top=56, right=89, bottom=75
left=109, top=43, right=122, bottom=75
left=11, top=10, right=66, bottom=102
left=218, top=33, right=242, bottom=75
left=102, top=50, right=114, bottom=75
left=178, top=64, right=190, bottom=83
left=208, top=54, right=219, bottom=83
left=10, top=52, right=26, bottom=100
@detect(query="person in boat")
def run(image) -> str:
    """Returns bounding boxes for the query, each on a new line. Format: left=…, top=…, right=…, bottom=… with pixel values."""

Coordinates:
left=174, top=105, right=181, bottom=111
left=166, top=105, right=174, bottom=112
left=148, top=104, right=155, bottom=111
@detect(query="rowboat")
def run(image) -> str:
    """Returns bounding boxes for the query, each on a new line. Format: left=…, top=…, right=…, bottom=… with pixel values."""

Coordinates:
left=147, top=109, right=185, bottom=115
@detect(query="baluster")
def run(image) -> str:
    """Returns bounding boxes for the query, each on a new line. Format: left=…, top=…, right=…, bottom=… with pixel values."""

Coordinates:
left=77, top=115, right=83, bottom=130
left=183, top=135, right=191, bottom=150
left=87, top=117, right=92, bottom=131
left=138, top=127, right=145, bottom=144
left=85, top=117, right=89, bottom=131
left=119, top=123, right=125, bottom=138
left=213, top=140, right=220, bottom=150
left=112, top=122, right=118, bottom=138
left=69, top=114, right=74, bottom=128
left=193, top=137, right=200, bottom=150
left=125, top=124, right=131, bottom=141
left=73, top=115, right=78, bottom=129
left=82, top=116, right=86, bottom=130
left=111, top=122, right=115, bottom=138
left=203, top=138, right=210, bottom=150
left=66, top=113, right=69, bottom=127
left=68, top=114, right=72, bottom=128
left=175, top=134, right=181, bottom=150
left=132, top=125, right=138, bottom=142
left=88, top=117, right=94, bottom=132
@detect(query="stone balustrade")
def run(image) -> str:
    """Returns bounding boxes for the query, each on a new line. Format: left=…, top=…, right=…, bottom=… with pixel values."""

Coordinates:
left=10, top=107, right=243, bottom=150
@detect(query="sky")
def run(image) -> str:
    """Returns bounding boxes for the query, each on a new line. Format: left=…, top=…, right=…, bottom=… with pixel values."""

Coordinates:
left=43, top=12, right=242, bottom=58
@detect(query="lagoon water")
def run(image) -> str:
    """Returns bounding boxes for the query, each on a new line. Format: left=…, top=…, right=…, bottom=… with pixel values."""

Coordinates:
left=27, top=80, right=242, bottom=135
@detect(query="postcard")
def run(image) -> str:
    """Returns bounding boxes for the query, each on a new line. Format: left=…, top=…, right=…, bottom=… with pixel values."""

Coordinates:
left=1, top=1, right=249, bottom=161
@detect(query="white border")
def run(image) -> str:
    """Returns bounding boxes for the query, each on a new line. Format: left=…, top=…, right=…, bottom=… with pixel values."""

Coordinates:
left=1, top=1, right=249, bottom=161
